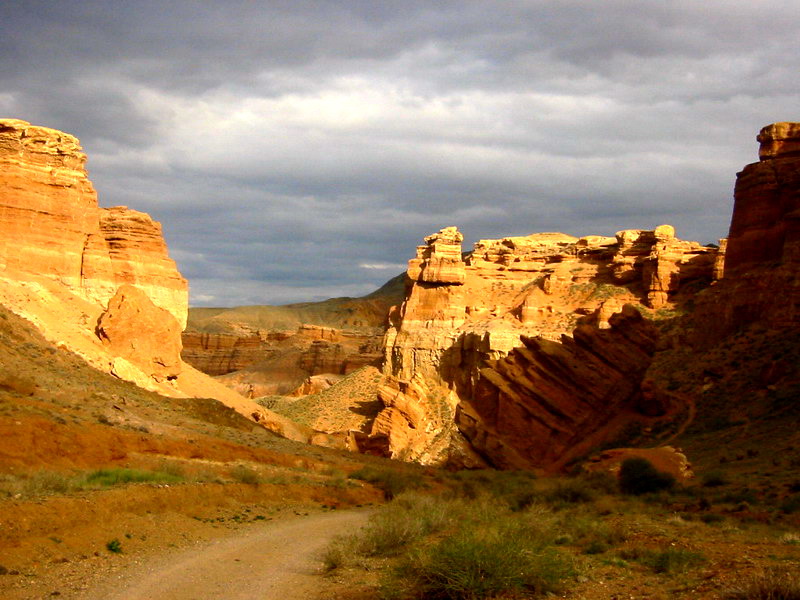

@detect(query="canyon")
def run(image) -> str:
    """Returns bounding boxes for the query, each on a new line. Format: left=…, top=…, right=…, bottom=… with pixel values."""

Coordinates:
left=1, top=117, right=798, bottom=477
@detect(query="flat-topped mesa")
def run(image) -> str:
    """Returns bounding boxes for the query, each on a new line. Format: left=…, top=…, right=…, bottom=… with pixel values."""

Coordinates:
left=724, top=121, right=800, bottom=273
left=407, top=226, right=466, bottom=285
left=0, top=118, right=188, bottom=327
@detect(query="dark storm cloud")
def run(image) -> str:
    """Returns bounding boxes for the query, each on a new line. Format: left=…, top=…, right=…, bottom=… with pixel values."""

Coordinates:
left=1, top=1, right=798, bottom=305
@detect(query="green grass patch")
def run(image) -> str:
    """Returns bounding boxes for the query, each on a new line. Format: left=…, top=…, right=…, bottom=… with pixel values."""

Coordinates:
left=84, top=468, right=183, bottom=487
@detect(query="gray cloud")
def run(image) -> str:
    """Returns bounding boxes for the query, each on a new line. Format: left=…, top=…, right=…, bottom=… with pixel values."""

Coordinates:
left=1, top=0, right=798, bottom=306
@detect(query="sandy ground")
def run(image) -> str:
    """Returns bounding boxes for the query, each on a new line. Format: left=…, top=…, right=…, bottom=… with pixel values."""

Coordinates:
left=3, top=509, right=371, bottom=600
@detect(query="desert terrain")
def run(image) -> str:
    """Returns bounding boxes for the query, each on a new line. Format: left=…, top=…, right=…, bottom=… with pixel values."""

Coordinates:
left=1, top=117, right=799, bottom=599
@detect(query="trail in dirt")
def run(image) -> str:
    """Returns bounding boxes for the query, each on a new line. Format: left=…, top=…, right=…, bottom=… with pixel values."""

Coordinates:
left=81, top=509, right=370, bottom=600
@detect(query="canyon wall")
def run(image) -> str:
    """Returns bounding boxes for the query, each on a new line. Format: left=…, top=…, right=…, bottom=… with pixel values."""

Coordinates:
left=0, top=118, right=312, bottom=443
left=372, top=223, right=716, bottom=466
left=0, top=119, right=188, bottom=326
left=689, top=121, right=800, bottom=345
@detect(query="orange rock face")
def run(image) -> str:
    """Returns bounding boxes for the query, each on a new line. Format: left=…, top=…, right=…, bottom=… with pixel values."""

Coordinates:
left=459, top=305, right=658, bottom=470
left=372, top=224, right=715, bottom=465
left=0, top=119, right=188, bottom=326
left=96, top=285, right=183, bottom=382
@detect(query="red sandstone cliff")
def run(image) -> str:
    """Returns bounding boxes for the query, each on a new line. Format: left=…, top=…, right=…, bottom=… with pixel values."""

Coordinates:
left=370, top=224, right=715, bottom=466
left=0, top=118, right=312, bottom=443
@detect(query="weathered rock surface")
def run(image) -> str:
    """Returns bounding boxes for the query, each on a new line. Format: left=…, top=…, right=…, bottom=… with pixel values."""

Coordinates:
left=687, top=122, right=800, bottom=346
left=458, top=305, right=658, bottom=470
left=724, top=122, right=800, bottom=274
left=0, top=119, right=314, bottom=443
left=96, top=285, right=183, bottom=382
left=181, top=332, right=265, bottom=376
left=0, top=119, right=188, bottom=326
left=372, top=223, right=714, bottom=465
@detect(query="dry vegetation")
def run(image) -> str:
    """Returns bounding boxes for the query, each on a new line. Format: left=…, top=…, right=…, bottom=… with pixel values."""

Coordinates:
left=322, top=467, right=800, bottom=599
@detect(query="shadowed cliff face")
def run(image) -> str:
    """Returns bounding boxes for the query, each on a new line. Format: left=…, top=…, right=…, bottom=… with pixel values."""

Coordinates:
left=689, top=121, right=800, bottom=345
left=724, top=122, right=800, bottom=274
left=459, top=305, right=658, bottom=470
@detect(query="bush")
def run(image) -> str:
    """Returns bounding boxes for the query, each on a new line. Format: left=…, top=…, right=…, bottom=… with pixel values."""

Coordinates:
left=446, top=469, right=538, bottom=510
left=618, top=458, right=675, bottom=495
left=702, top=471, right=730, bottom=488
left=106, top=539, right=123, bottom=553
left=618, top=547, right=705, bottom=574
left=545, top=479, right=597, bottom=505
left=348, top=466, right=424, bottom=499
left=385, top=518, right=573, bottom=599
left=229, top=464, right=260, bottom=485
left=780, top=494, right=800, bottom=515
left=723, top=567, right=800, bottom=599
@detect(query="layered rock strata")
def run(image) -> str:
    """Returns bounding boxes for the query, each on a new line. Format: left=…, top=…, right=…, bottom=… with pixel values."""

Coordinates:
left=373, top=225, right=715, bottom=465
left=724, top=122, right=800, bottom=273
left=690, top=121, right=800, bottom=343
left=0, top=119, right=188, bottom=326
left=458, top=305, right=658, bottom=470
left=0, top=119, right=312, bottom=443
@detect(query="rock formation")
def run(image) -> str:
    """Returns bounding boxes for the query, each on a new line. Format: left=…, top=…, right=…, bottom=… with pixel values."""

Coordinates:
left=0, top=118, right=314, bottom=444
left=688, top=121, right=800, bottom=345
left=0, top=119, right=188, bottom=326
left=458, top=305, right=658, bottom=470
left=96, top=285, right=183, bottom=383
left=724, top=122, right=800, bottom=273
left=372, top=223, right=715, bottom=466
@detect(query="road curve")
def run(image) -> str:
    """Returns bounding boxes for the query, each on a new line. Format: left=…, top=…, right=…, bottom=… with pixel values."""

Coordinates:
left=81, top=510, right=370, bottom=600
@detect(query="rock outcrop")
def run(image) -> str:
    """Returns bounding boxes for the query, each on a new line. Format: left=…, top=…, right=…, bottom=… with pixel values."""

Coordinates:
left=724, top=122, right=800, bottom=274
left=0, top=119, right=188, bottom=326
left=372, top=223, right=715, bottom=466
left=96, top=285, right=183, bottom=383
left=458, top=305, right=658, bottom=470
left=686, top=122, right=800, bottom=346
left=0, top=118, right=315, bottom=444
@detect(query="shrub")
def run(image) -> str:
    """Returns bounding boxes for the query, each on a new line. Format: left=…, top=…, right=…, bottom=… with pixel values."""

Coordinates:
left=229, top=464, right=260, bottom=485
left=618, top=547, right=705, bottom=574
left=723, top=567, right=800, bottom=599
left=385, top=519, right=573, bottom=599
left=545, top=479, right=596, bottom=505
left=358, top=494, right=452, bottom=557
left=348, top=466, right=424, bottom=499
left=780, top=494, right=800, bottom=515
left=618, top=458, right=675, bottom=495
left=106, top=539, right=123, bottom=553
left=702, top=471, right=730, bottom=488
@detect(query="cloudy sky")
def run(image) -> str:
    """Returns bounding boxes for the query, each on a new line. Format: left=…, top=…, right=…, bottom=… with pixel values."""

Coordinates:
left=1, top=1, right=797, bottom=306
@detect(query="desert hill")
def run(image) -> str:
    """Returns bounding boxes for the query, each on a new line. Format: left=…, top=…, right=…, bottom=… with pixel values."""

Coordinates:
left=181, top=274, right=405, bottom=396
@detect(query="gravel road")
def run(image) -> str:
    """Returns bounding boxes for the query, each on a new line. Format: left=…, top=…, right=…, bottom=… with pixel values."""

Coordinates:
left=80, top=509, right=370, bottom=600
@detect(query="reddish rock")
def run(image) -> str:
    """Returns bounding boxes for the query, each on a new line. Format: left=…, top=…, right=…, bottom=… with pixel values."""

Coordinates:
left=457, top=305, right=658, bottom=470
left=96, top=285, right=183, bottom=382
left=373, top=226, right=714, bottom=464
left=724, top=122, right=800, bottom=274
left=0, top=118, right=188, bottom=325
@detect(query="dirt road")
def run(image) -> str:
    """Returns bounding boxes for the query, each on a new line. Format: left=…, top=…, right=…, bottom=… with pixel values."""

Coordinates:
left=79, top=509, right=370, bottom=600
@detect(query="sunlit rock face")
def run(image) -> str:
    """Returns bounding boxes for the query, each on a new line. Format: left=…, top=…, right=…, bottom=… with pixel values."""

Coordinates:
left=372, top=223, right=715, bottom=467
left=0, top=118, right=188, bottom=327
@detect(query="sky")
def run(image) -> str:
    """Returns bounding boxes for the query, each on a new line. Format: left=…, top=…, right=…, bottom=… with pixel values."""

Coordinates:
left=1, top=1, right=797, bottom=307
